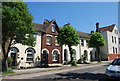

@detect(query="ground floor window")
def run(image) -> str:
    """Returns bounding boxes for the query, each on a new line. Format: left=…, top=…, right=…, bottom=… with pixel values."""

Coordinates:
left=52, top=50, right=59, bottom=62
left=26, top=48, right=35, bottom=62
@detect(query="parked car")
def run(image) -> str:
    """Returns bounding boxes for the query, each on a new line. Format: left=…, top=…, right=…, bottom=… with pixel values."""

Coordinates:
left=105, top=58, right=120, bottom=80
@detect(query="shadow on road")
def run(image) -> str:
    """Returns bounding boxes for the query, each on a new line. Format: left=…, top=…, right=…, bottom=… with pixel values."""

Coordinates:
left=53, top=72, right=117, bottom=81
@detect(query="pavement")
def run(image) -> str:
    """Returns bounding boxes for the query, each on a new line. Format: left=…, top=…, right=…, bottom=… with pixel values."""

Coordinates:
left=1, top=61, right=111, bottom=78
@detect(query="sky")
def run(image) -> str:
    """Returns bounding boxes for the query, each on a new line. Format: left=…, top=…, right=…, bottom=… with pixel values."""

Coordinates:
left=26, top=2, right=118, bottom=33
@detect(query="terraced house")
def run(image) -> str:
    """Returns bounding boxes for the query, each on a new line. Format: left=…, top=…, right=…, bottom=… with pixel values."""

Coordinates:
left=8, top=19, right=120, bottom=69
left=8, top=19, right=62, bottom=69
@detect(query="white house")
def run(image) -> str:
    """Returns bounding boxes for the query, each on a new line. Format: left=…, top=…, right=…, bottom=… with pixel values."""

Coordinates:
left=8, top=24, right=42, bottom=69
left=62, top=31, right=96, bottom=63
left=98, top=24, right=120, bottom=60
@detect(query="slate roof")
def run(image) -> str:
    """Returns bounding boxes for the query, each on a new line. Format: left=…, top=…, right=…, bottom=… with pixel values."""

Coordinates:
left=33, top=19, right=58, bottom=32
left=33, top=20, right=91, bottom=39
left=98, top=24, right=115, bottom=32
left=77, top=31, right=90, bottom=39
left=33, top=22, right=45, bottom=32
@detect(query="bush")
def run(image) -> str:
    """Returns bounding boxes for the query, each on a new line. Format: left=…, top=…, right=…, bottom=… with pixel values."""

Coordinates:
left=64, top=61, right=68, bottom=65
left=7, top=57, right=13, bottom=68
left=71, top=60, right=77, bottom=66
left=2, top=68, right=15, bottom=75
left=77, top=59, right=82, bottom=64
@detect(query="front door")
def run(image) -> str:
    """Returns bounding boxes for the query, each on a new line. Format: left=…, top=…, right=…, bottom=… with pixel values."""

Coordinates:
left=41, top=50, right=48, bottom=66
left=11, top=53, right=17, bottom=66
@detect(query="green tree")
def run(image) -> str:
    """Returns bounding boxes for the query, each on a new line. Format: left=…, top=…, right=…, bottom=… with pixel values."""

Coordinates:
left=88, top=32, right=105, bottom=62
left=57, top=24, right=80, bottom=62
left=2, top=2, right=35, bottom=71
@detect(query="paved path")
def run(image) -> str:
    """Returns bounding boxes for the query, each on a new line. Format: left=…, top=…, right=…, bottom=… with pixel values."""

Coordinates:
left=2, top=61, right=110, bottom=79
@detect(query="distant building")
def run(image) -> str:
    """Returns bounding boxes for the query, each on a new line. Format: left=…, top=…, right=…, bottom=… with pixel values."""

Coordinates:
left=97, top=24, right=120, bottom=60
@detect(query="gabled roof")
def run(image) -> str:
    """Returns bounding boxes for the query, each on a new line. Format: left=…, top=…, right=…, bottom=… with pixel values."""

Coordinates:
left=33, top=19, right=59, bottom=33
left=77, top=31, right=90, bottom=39
left=98, top=24, right=115, bottom=32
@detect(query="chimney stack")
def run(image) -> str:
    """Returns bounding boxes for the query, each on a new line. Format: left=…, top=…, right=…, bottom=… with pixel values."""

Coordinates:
left=96, top=22, right=99, bottom=32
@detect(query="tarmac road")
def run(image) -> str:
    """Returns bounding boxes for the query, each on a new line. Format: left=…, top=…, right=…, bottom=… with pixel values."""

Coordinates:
left=2, top=62, right=119, bottom=81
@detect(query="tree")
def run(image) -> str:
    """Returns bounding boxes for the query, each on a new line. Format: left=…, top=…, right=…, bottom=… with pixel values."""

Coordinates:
left=88, top=32, right=105, bottom=62
left=57, top=24, right=80, bottom=62
left=2, top=2, right=35, bottom=71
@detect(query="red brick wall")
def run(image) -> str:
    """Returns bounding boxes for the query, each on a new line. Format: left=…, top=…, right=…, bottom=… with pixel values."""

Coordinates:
left=41, top=25, right=62, bottom=64
left=108, top=54, right=120, bottom=60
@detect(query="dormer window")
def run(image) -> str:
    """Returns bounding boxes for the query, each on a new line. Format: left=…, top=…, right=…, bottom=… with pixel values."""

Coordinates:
left=52, top=24, right=56, bottom=32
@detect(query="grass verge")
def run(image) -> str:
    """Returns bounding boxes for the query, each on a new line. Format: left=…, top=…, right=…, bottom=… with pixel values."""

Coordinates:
left=2, top=68, right=15, bottom=75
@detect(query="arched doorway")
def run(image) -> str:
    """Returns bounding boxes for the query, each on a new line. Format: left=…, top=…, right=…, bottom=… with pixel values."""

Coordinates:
left=83, top=50, right=88, bottom=62
left=72, top=49, right=76, bottom=60
left=42, top=50, right=48, bottom=65
left=90, top=51, right=93, bottom=61
left=41, top=49, right=49, bottom=66
left=64, top=49, right=68, bottom=61
left=10, top=47, right=19, bottom=66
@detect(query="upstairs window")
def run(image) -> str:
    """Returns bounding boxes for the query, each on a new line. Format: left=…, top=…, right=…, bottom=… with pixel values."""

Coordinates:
left=112, top=36, right=114, bottom=43
left=33, top=33, right=37, bottom=43
left=114, top=37, right=116, bottom=44
left=52, top=24, right=56, bottom=32
left=46, top=36, right=52, bottom=45
left=55, top=37, right=59, bottom=46
left=81, top=39, right=84, bottom=46
left=86, top=40, right=89, bottom=46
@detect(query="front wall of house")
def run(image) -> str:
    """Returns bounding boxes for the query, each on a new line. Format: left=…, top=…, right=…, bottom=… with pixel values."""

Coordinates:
left=8, top=33, right=42, bottom=68
left=107, top=27, right=119, bottom=54
left=41, top=24, right=62, bottom=65
left=80, top=38, right=95, bottom=61
left=62, top=38, right=95, bottom=62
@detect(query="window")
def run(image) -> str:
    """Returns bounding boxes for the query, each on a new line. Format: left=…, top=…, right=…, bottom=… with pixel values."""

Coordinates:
left=52, top=50, right=58, bottom=62
left=119, top=38, right=120, bottom=44
left=52, top=24, right=56, bottom=32
left=86, top=40, right=89, bottom=46
left=46, top=36, right=52, bottom=45
left=114, top=37, right=116, bottom=43
left=119, top=47, right=120, bottom=53
left=112, top=36, right=114, bottom=43
left=26, top=49, right=34, bottom=62
left=81, top=39, right=84, bottom=46
left=10, top=48, right=18, bottom=53
left=113, top=47, right=115, bottom=54
left=33, top=33, right=37, bottom=43
left=116, top=48, right=117, bottom=54
left=55, top=37, right=59, bottom=46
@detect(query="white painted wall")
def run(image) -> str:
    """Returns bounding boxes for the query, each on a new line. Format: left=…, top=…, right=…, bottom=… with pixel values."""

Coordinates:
left=62, top=38, right=95, bottom=62
left=8, top=33, right=42, bottom=68
left=100, top=25, right=119, bottom=56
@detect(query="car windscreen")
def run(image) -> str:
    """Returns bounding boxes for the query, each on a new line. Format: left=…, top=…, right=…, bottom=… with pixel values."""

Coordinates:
left=111, top=59, right=120, bottom=65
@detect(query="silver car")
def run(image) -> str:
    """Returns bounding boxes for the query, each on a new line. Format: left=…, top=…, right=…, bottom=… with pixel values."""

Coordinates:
left=105, top=58, right=120, bottom=80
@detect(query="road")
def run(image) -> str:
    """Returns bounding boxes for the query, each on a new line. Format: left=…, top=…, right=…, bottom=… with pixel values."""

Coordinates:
left=2, top=62, right=118, bottom=81
left=30, top=63, right=108, bottom=81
